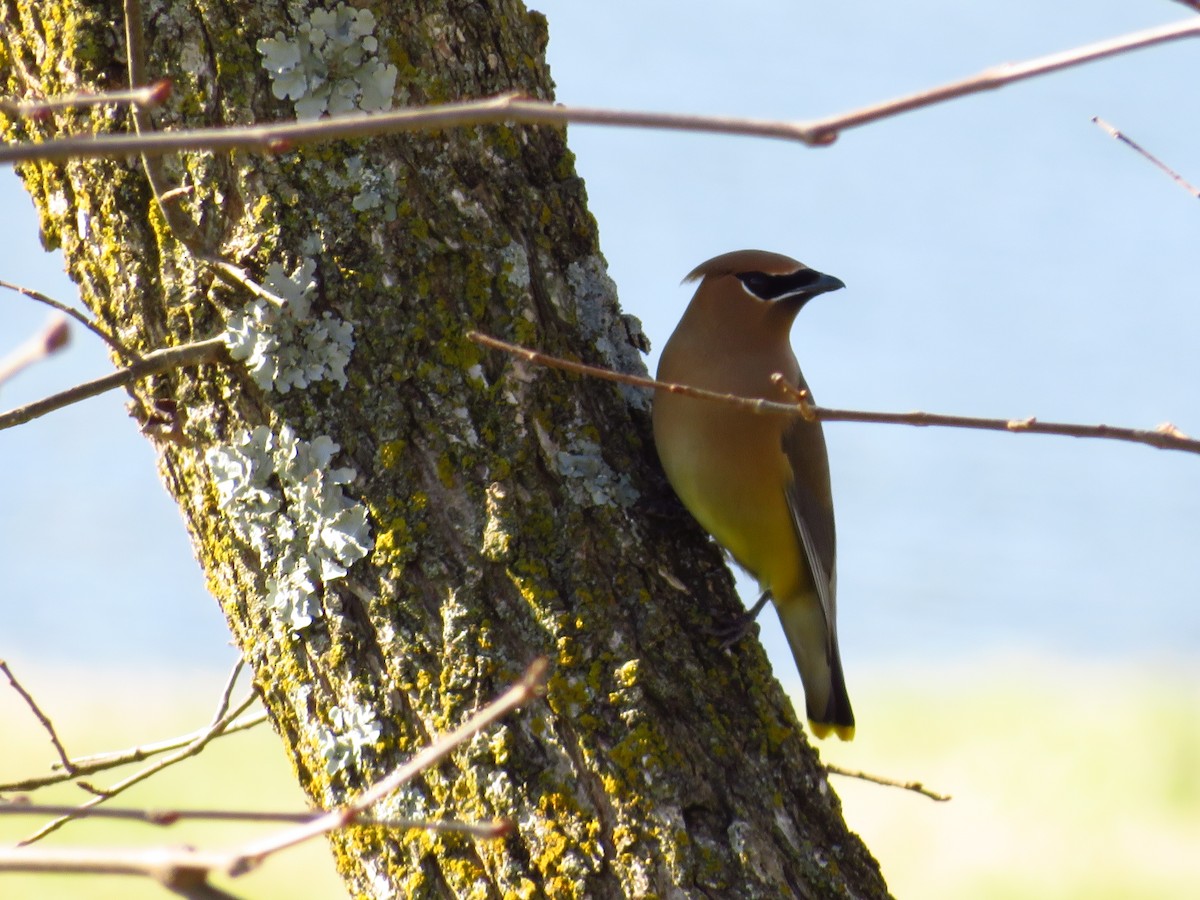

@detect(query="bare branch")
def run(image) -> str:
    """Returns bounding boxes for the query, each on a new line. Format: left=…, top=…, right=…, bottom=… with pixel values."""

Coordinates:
left=43, top=712, right=267, bottom=778
left=0, top=19, right=1195, bottom=165
left=0, top=315, right=71, bottom=388
left=19, top=692, right=259, bottom=844
left=1, top=664, right=264, bottom=793
left=1092, top=116, right=1200, bottom=199
left=0, top=660, right=75, bottom=775
left=0, top=660, right=546, bottom=894
left=224, top=657, right=548, bottom=875
left=468, top=330, right=785, bottom=412
left=468, top=331, right=1200, bottom=456
left=0, top=845, right=229, bottom=878
left=206, top=661, right=247, bottom=730
left=825, top=764, right=952, bottom=802
left=0, top=81, right=170, bottom=119
left=0, top=800, right=510, bottom=837
left=0, top=336, right=226, bottom=432
left=0, top=280, right=131, bottom=357
left=810, top=19, right=1200, bottom=141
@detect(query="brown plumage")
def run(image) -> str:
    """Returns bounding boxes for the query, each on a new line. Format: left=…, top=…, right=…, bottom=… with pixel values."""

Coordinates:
left=653, top=250, right=854, bottom=739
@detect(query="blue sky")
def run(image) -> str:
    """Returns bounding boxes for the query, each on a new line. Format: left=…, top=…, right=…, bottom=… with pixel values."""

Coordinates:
left=1, top=1, right=1198, bottom=678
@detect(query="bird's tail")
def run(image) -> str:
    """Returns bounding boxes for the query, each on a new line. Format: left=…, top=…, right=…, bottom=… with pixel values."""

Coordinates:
left=776, top=595, right=855, bottom=740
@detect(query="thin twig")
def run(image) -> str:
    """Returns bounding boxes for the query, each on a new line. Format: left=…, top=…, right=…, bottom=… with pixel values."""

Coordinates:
left=27, top=713, right=265, bottom=785
left=0, top=81, right=170, bottom=119
left=224, top=657, right=548, bottom=876
left=1091, top=116, right=1200, bottom=199
left=0, top=660, right=547, bottom=892
left=0, top=280, right=130, bottom=357
left=0, top=845, right=232, bottom=879
left=468, top=330, right=789, bottom=412
left=0, top=660, right=75, bottom=775
left=124, top=0, right=292, bottom=301
left=198, top=254, right=294, bottom=308
left=0, top=315, right=71, bottom=388
left=123, top=0, right=207, bottom=251
left=0, top=801, right=510, bottom=837
left=43, top=713, right=267, bottom=778
left=814, top=19, right=1200, bottom=141
left=1, top=664, right=263, bottom=793
left=207, top=661, right=247, bottom=731
left=0, top=336, right=226, bottom=432
left=19, top=692, right=259, bottom=844
left=468, top=331, right=1200, bottom=456
left=0, top=18, right=1195, bottom=165
left=825, top=764, right=951, bottom=802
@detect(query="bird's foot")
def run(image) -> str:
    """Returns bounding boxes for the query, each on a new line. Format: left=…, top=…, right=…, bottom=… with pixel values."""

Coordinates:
left=710, top=591, right=772, bottom=650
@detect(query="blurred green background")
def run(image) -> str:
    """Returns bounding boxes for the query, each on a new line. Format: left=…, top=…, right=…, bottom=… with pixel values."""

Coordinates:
left=3, top=660, right=1197, bottom=898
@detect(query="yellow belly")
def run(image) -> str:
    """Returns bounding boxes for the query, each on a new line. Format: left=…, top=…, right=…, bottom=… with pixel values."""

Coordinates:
left=654, top=393, right=810, bottom=601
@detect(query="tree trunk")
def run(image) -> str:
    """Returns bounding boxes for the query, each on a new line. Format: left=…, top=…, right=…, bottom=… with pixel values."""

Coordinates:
left=0, top=1, right=890, bottom=896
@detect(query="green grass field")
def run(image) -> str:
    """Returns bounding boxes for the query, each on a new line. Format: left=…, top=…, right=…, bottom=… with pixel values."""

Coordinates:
left=828, top=653, right=1200, bottom=899
left=2, top=654, right=1196, bottom=898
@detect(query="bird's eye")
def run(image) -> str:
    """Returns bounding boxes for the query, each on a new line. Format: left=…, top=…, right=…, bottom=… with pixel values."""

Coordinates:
left=736, top=272, right=772, bottom=298
left=737, top=269, right=821, bottom=300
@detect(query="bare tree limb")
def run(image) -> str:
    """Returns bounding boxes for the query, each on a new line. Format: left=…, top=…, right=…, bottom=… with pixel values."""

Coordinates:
left=206, top=661, right=247, bottom=731
left=0, top=280, right=130, bottom=357
left=19, top=691, right=259, bottom=844
left=0, top=315, right=71, bottom=388
left=825, top=764, right=952, bottom=802
left=0, top=336, right=226, bottom=432
left=0, top=660, right=547, bottom=894
left=1092, top=116, right=1200, bottom=199
left=468, top=331, right=1200, bottom=456
left=0, top=660, right=75, bottom=775
left=0, top=81, right=169, bottom=118
left=2, top=663, right=262, bottom=794
left=224, top=657, right=548, bottom=875
left=41, top=712, right=267, bottom=779
left=0, top=18, right=1196, bottom=165
left=0, top=800, right=510, bottom=837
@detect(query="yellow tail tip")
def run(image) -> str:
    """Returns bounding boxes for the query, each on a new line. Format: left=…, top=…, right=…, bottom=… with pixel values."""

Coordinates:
left=809, top=720, right=855, bottom=742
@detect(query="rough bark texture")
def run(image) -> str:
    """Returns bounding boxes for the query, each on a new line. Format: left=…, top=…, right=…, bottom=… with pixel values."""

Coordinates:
left=0, top=1, right=891, bottom=897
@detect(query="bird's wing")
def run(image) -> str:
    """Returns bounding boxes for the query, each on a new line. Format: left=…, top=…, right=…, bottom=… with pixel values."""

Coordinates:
left=781, top=421, right=838, bottom=643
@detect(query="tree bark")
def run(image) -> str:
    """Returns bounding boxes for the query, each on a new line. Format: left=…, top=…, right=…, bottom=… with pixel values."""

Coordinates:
left=0, top=1, right=890, bottom=896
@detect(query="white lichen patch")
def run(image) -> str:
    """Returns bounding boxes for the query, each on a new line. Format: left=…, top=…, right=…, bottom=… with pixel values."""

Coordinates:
left=332, top=154, right=399, bottom=221
left=481, top=482, right=512, bottom=562
left=534, top=423, right=637, bottom=509
left=371, top=782, right=432, bottom=826
left=206, top=423, right=373, bottom=635
left=448, top=187, right=489, bottom=222
left=317, top=701, right=383, bottom=775
left=223, top=258, right=355, bottom=393
left=564, top=256, right=652, bottom=409
left=446, top=406, right=480, bottom=447
left=499, top=241, right=531, bottom=292
left=258, top=2, right=398, bottom=120
left=47, top=190, right=70, bottom=218
left=482, top=765, right=515, bottom=810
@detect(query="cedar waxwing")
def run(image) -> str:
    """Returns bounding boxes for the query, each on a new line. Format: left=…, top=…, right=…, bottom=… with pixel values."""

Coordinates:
left=653, top=250, right=854, bottom=740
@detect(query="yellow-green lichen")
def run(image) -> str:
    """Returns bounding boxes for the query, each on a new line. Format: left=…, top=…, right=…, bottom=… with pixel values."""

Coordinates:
left=435, top=452, right=457, bottom=488
left=543, top=667, right=593, bottom=721
left=524, top=791, right=604, bottom=900
left=372, top=514, right=416, bottom=571
left=612, top=658, right=642, bottom=690
left=608, top=719, right=674, bottom=793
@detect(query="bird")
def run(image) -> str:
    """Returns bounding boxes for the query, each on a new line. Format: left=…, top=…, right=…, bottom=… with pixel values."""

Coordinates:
left=652, top=249, right=854, bottom=740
